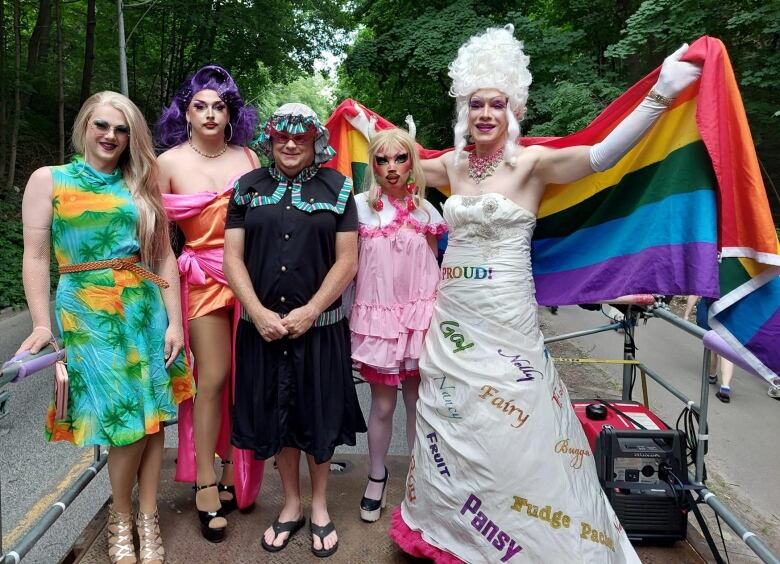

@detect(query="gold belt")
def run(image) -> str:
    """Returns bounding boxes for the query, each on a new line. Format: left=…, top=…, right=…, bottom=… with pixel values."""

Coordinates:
left=58, top=254, right=169, bottom=289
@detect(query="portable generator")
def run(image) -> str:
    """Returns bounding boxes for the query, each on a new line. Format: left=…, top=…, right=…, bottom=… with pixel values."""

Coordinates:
left=572, top=400, right=690, bottom=542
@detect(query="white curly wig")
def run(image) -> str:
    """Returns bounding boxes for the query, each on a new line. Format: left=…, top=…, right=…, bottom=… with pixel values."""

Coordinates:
left=448, top=24, right=532, bottom=166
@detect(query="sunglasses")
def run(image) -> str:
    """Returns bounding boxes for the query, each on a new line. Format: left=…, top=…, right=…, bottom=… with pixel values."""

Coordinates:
left=92, top=119, right=130, bottom=137
left=272, top=132, right=315, bottom=145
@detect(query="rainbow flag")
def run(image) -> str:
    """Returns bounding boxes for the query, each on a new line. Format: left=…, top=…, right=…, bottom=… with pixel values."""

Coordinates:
left=324, top=36, right=780, bottom=383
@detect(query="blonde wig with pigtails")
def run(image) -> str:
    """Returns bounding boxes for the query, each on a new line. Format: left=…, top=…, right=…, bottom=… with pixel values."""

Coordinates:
left=72, top=91, right=169, bottom=268
left=448, top=24, right=532, bottom=166
left=365, top=128, right=427, bottom=215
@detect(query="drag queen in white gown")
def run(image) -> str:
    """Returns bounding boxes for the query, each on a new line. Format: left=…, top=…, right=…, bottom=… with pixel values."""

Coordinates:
left=389, top=25, right=701, bottom=563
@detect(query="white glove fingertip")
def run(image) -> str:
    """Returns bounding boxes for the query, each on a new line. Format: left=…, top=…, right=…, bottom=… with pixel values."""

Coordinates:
left=666, top=44, right=685, bottom=62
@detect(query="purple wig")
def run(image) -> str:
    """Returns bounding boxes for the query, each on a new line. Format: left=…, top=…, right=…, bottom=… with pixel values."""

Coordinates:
left=156, top=65, right=258, bottom=148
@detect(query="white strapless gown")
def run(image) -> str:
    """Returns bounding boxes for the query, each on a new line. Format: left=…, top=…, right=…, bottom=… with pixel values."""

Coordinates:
left=399, top=194, right=640, bottom=563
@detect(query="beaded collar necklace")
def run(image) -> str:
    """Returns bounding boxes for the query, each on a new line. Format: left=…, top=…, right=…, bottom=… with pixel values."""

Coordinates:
left=468, top=147, right=504, bottom=184
left=189, top=139, right=228, bottom=159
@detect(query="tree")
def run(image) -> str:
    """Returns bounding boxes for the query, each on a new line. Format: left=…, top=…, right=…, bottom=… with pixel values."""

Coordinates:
left=0, top=0, right=7, bottom=181
left=603, top=0, right=780, bottom=202
left=338, top=0, right=628, bottom=147
left=56, top=0, right=64, bottom=163
left=6, top=0, right=22, bottom=191
left=255, top=72, right=336, bottom=123
left=26, top=0, right=52, bottom=75
left=79, top=0, right=96, bottom=105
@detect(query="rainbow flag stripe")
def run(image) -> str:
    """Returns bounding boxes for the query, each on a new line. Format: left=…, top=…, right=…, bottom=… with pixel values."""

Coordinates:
left=324, top=36, right=780, bottom=382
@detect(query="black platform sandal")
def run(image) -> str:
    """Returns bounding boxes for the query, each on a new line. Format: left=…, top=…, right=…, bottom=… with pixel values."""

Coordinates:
left=359, top=467, right=388, bottom=522
left=217, top=459, right=238, bottom=515
left=194, top=483, right=227, bottom=543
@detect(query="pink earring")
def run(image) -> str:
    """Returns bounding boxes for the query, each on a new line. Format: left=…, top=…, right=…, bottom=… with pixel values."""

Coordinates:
left=374, top=186, right=384, bottom=211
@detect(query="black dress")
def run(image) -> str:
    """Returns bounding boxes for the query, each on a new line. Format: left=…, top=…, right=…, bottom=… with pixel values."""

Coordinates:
left=226, top=164, right=366, bottom=463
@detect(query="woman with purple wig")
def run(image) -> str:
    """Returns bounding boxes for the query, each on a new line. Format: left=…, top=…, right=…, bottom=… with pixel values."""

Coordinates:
left=156, top=65, right=263, bottom=543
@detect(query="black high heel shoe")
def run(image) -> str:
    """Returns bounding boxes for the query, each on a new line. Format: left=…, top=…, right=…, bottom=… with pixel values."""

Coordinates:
left=194, top=483, right=227, bottom=543
left=360, top=467, right=388, bottom=522
left=218, top=459, right=238, bottom=515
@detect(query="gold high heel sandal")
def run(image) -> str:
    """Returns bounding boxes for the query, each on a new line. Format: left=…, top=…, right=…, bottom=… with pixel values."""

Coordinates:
left=107, top=505, right=137, bottom=563
left=136, top=510, right=165, bottom=563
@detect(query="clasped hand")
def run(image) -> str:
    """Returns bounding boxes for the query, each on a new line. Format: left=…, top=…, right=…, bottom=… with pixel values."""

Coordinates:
left=252, top=304, right=318, bottom=342
left=655, top=43, right=702, bottom=99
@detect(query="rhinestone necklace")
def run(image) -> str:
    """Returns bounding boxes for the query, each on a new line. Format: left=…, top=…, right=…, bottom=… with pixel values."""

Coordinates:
left=189, top=139, right=228, bottom=159
left=468, top=147, right=504, bottom=184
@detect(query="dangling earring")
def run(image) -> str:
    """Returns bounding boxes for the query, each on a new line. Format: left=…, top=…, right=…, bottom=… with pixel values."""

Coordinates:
left=225, top=122, right=234, bottom=142
left=406, top=174, right=416, bottom=195
left=186, top=122, right=192, bottom=140
left=373, top=186, right=384, bottom=211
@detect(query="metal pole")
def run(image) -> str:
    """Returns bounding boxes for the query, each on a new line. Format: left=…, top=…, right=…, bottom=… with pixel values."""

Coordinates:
left=696, top=485, right=780, bottom=564
left=543, top=322, right=623, bottom=344
left=116, top=0, right=128, bottom=96
left=637, top=362, right=699, bottom=411
left=622, top=306, right=635, bottom=400
left=651, top=306, right=707, bottom=338
left=0, top=454, right=107, bottom=563
left=694, top=348, right=711, bottom=485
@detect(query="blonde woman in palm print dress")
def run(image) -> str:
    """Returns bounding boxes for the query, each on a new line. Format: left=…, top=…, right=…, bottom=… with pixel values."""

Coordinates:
left=18, top=91, right=194, bottom=564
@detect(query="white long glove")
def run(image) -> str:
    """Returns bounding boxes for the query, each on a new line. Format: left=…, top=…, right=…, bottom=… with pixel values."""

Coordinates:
left=589, top=44, right=702, bottom=172
left=347, top=102, right=377, bottom=141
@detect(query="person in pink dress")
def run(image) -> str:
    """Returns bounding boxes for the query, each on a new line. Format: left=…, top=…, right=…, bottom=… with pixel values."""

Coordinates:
left=350, top=128, right=447, bottom=522
left=155, top=65, right=263, bottom=543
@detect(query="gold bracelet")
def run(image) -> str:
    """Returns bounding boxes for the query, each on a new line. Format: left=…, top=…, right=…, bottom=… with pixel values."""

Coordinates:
left=647, top=88, right=674, bottom=107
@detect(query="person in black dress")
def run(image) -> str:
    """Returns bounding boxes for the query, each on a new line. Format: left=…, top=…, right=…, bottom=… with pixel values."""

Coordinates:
left=224, top=103, right=365, bottom=558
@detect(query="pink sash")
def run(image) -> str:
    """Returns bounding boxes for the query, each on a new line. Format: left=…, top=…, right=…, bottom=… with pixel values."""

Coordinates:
left=163, top=185, right=263, bottom=509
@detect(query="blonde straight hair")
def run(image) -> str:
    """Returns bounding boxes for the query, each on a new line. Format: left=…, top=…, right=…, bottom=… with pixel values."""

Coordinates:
left=72, top=91, right=168, bottom=267
left=365, top=128, right=427, bottom=213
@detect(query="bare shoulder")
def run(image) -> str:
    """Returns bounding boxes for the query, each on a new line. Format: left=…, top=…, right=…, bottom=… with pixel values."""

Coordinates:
left=517, top=144, right=550, bottom=161
left=157, top=144, right=187, bottom=167
left=25, top=167, right=54, bottom=196
left=229, top=144, right=260, bottom=167
left=439, top=150, right=456, bottom=169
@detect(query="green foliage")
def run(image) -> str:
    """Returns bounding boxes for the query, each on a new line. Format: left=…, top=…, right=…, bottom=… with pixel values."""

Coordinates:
left=0, top=197, right=25, bottom=311
left=255, top=72, right=337, bottom=123
left=338, top=0, right=632, bottom=147
left=339, top=0, right=496, bottom=147
left=528, top=80, right=624, bottom=137
left=604, top=0, right=780, bottom=130
left=0, top=194, right=58, bottom=311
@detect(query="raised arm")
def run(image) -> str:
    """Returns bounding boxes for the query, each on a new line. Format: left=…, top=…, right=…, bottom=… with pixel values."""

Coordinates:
left=421, top=153, right=451, bottom=189
left=536, top=43, right=702, bottom=186
left=17, top=167, right=54, bottom=354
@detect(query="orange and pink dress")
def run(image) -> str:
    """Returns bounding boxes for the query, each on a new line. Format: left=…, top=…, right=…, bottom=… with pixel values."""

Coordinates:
left=161, top=149, right=263, bottom=509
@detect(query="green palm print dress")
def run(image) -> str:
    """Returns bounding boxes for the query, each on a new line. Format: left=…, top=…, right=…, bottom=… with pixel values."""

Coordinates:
left=46, top=157, right=194, bottom=447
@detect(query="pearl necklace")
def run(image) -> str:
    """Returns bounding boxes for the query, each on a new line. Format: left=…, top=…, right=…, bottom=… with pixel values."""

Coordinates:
left=189, top=139, right=228, bottom=159
left=468, top=147, right=504, bottom=184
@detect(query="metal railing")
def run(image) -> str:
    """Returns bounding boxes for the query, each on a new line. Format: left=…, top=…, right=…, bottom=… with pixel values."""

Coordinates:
left=544, top=302, right=779, bottom=564
left=0, top=344, right=109, bottom=564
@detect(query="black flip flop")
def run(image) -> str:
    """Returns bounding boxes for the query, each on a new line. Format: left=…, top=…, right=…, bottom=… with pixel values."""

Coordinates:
left=260, top=515, right=306, bottom=553
left=310, top=521, right=338, bottom=558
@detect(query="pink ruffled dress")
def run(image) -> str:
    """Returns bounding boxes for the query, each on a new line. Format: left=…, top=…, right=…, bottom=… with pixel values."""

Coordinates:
left=350, top=192, right=447, bottom=386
